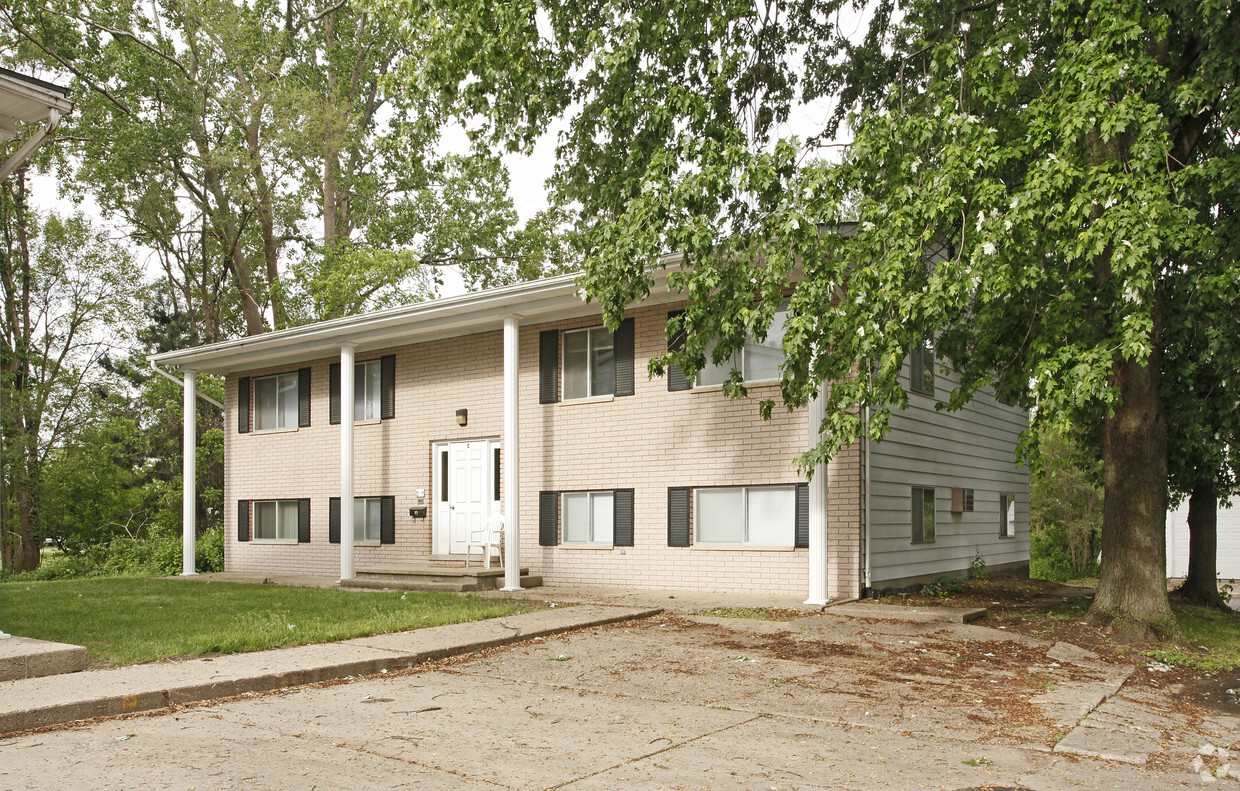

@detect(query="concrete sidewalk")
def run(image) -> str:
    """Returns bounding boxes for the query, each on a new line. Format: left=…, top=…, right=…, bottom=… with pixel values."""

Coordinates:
left=0, top=604, right=659, bottom=735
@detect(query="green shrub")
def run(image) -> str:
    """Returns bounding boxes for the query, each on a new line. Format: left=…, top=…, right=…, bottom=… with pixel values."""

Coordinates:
left=11, top=552, right=107, bottom=581
left=1030, top=520, right=1100, bottom=581
left=196, top=527, right=225, bottom=572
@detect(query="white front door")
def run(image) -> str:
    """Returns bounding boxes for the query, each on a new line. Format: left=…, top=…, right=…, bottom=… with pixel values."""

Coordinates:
left=434, top=439, right=500, bottom=556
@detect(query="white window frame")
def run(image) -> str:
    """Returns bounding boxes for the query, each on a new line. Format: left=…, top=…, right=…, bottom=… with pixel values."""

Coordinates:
left=1000, top=493, right=1017, bottom=538
left=562, top=326, right=616, bottom=400
left=354, top=359, right=382, bottom=422
left=696, top=302, right=790, bottom=386
left=693, top=485, right=795, bottom=547
left=562, top=491, right=614, bottom=544
left=253, top=499, right=299, bottom=542
left=354, top=496, right=382, bottom=543
left=254, top=371, right=299, bottom=431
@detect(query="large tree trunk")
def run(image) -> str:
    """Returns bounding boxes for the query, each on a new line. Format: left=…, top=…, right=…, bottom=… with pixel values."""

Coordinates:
left=1087, top=352, right=1177, bottom=639
left=1174, top=483, right=1228, bottom=608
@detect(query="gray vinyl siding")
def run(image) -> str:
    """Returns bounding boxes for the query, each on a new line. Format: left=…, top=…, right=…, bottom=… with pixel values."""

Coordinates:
left=868, top=361, right=1030, bottom=586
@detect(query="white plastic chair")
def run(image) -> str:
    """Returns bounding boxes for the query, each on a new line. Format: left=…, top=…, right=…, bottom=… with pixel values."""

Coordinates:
left=466, top=513, right=505, bottom=569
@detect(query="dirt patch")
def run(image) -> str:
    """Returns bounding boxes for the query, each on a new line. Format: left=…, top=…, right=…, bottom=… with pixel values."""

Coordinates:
left=1176, top=673, right=1240, bottom=716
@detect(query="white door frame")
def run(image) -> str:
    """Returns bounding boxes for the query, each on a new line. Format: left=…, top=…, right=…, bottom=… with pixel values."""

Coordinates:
left=432, top=438, right=501, bottom=556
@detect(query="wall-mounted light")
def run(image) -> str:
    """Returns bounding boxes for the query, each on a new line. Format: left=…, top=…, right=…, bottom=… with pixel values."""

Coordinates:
left=456, top=408, right=468, bottom=427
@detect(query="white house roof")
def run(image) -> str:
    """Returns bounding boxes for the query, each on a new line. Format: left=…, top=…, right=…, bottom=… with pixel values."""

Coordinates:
left=0, top=67, right=73, bottom=181
left=150, top=264, right=685, bottom=375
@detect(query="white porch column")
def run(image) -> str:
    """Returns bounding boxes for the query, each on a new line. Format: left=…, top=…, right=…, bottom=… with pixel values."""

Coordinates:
left=501, top=314, right=522, bottom=591
left=340, top=343, right=356, bottom=581
left=181, top=369, right=198, bottom=575
left=805, top=386, right=830, bottom=605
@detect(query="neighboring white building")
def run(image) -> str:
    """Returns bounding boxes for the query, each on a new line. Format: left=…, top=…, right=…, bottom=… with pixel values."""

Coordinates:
left=1166, top=497, right=1240, bottom=581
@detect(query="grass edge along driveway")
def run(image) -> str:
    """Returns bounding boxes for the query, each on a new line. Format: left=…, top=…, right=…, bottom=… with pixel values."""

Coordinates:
left=0, top=576, right=542, bottom=666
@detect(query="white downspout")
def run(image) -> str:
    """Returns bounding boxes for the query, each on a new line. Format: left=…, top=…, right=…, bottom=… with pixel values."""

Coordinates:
left=864, top=405, right=872, bottom=592
left=181, top=370, right=198, bottom=575
left=0, top=109, right=60, bottom=182
left=340, top=343, right=356, bottom=581
left=805, top=385, right=830, bottom=605
left=501, top=315, right=522, bottom=591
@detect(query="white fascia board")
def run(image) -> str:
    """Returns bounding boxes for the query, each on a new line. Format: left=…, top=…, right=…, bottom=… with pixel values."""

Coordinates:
left=151, top=260, right=685, bottom=375
left=0, top=73, right=74, bottom=125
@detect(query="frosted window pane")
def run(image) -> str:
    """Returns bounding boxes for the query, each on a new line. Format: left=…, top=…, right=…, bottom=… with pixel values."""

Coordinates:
left=590, top=329, right=615, bottom=396
left=354, top=361, right=381, bottom=421
left=255, top=378, right=277, bottom=430
left=592, top=492, right=614, bottom=543
left=254, top=501, right=276, bottom=539
left=278, top=501, right=299, bottom=540
left=563, top=331, right=589, bottom=400
left=697, top=340, right=736, bottom=386
left=564, top=493, right=590, bottom=542
left=697, top=488, right=744, bottom=543
left=745, top=307, right=787, bottom=381
left=746, top=487, right=794, bottom=545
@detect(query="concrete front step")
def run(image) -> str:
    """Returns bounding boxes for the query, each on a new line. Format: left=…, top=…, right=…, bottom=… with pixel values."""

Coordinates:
left=344, top=565, right=542, bottom=593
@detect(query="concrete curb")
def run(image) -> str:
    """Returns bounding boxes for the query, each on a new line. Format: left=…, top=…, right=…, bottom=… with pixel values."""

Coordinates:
left=0, top=604, right=661, bottom=735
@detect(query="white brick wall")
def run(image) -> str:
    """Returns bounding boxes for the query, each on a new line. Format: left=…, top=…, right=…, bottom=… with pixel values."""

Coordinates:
left=223, top=303, right=862, bottom=597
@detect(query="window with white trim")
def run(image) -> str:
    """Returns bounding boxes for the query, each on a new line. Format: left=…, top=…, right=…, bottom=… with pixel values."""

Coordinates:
left=254, top=500, right=299, bottom=541
left=1000, top=493, right=1017, bottom=538
left=694, top=485, right=795, bottom=546
left=254, top=372, right=299, bottom=430
left=563, top=326, right=615, bottom=400
left=354, top=359, right=382, bottom=421
left=697, top=303, right=789, bottom=385
left=562, top=491, right=614, bottom=543
left=912, top=486, right=936, bottom=543
left=354, top=496, right=382, bottom=542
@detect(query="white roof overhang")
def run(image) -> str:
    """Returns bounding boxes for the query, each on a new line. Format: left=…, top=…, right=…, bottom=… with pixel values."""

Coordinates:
left=150, top=263, right=685, bottom=375
left=0, top=68, right=73, bottom=180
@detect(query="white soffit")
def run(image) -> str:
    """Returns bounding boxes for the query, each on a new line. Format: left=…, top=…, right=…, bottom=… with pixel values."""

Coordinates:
left=0, top=68, right=72, bottom=142
left=151, top=265, right=685, bottom=375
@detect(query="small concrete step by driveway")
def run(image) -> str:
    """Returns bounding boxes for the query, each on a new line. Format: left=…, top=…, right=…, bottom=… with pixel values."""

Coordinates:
left=813, top=601, right=988, bottom=623
left=0, top=636, right=87, bottom=682
left=0, top=604, right=659, bottom=735
left=344, top=565, right=542, bottom=593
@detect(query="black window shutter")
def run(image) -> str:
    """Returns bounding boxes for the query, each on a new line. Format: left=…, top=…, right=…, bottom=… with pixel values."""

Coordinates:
left=614, top=318, right=635, bottom=397
left=613, top=488, right=635, bottom=547
left=329, top=363, right=341, bottom=425
left=238, top=377, right=251, bottom=433
left=298, top=368, right=312, bottom=428
left=666, top=311, right=691, bottom=391
left=539, top=490, right=559, bottom=546
left=539, top=330, right=560, bottom=404
left=237, top=500, right=250, bottom=542
left=329, top=497, right=341, bottom=543
left=380, top=495, right=396, bottom=544
left=298, top=498, right=311, bottom=543
left=380, top=355, right=396, bottom=420
left=794, top=483, right=809, bottom=549
left=667, top=486, right=691, bottom=547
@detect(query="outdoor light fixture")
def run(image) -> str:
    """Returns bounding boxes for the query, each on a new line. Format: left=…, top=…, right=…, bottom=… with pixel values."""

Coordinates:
left=456, top=408, right=468, bottom=427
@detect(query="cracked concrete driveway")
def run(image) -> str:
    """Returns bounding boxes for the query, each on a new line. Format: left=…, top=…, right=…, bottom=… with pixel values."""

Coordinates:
left=2, top=611, right=1235, bottom=790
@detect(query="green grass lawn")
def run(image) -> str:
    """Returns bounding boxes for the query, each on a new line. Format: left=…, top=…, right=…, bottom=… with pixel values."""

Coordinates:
left=0, top=577, right=540, bottom=666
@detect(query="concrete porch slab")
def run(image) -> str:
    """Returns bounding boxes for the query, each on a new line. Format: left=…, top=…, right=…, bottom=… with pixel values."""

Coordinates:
left=0, top=636, right=88, bottom=682
left=803, top=601, right=988, bottom=624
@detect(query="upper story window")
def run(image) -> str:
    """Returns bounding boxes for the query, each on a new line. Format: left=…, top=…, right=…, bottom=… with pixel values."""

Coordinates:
left=910, top=336, right=935, bottom=395
left=563, top=326, right=615, bottom=400
left=330, top=355, right=395, bottom=424
left=255, top=372, right=299, bottom=430
left=696, top=303, right=789, bottom=386
left=912, top=486, right=936, bottom=543
left=538, top=319, right=635, bottom=404
left=355, top=359, right=382, bottom=421
left=239, top=368, right=310, bottom=434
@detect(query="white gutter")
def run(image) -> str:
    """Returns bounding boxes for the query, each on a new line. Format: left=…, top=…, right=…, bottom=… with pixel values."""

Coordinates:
left=149, top=359, right=224, bottom=409
left=0, top=108, right=59, bottom=182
